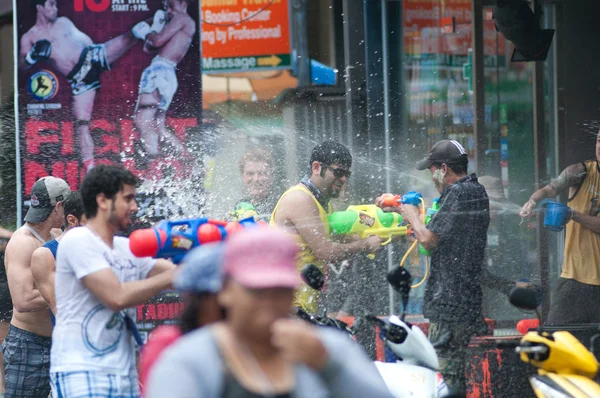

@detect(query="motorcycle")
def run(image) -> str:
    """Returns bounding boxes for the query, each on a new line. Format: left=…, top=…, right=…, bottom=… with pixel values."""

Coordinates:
left=297, top=264, right=451, bottom=398
left=499, top=287, right=600, bottom=397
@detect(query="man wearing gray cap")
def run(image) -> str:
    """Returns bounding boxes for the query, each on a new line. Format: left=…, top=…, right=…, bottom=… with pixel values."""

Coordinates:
left=2, top=176, right=71, bottom=398
left=377, top=140, right=490, bottom=395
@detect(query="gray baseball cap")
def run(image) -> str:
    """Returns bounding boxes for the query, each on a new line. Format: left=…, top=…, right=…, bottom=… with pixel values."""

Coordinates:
left=25, top=177, right=71, bottom=223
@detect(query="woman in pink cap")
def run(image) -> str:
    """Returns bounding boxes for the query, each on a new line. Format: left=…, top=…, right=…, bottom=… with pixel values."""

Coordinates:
left=146, top=228, right=393, bottom=398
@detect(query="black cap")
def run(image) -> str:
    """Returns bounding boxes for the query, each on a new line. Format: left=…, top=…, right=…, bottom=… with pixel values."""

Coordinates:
left=416, top=140, right=469, bottom=171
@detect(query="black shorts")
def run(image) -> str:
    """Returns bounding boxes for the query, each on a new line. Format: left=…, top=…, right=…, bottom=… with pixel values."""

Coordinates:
left=546, top=277, right=600, bottom=325
left=66, top=44, right=111, bottom=96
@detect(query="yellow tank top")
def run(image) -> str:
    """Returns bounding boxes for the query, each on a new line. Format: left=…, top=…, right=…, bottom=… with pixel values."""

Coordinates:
left=269, top=184, right=332, bottom=312
left=563, top=160, right=600, bottom=285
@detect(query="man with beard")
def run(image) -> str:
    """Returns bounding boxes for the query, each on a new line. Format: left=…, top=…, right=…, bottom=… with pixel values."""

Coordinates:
left=270, top=141, right=382, bottom=313
left=50, top=165, right=175, bottom=397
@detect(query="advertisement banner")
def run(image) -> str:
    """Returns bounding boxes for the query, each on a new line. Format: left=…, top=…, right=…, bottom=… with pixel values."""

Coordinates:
left=201, top=0, right=291, bottom=73
left=15, top=0, right=204, bottom=332
left=15, top=0, right=203, bottom=218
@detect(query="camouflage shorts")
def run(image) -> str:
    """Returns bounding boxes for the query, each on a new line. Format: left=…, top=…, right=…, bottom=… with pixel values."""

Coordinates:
left=428, top=319, right=488, bottom=394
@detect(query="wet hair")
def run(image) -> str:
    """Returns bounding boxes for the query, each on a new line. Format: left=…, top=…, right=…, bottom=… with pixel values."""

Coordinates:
left=63, top=191, right=84, bottom=225
left=309, top=141, right=352, bottom=172
left=80, top=165, right=137, bottom=218
left=238, top=147, right=274, bottom=174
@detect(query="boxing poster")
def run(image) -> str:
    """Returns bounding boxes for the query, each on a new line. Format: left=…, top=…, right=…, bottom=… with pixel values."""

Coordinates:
left=14, top=0, right=204, bottom=223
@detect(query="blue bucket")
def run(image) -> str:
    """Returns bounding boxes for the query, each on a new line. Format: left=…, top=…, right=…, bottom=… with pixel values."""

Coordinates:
left=540, top=200, right=570, bottom=232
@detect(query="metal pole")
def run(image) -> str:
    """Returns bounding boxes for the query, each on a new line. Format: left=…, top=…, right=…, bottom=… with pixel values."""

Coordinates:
left=292, top=0, right=310, bottom=88
left=381, top=0, right=395, bottom=315
left=12, top=7, right=22, bottom=227
left=471, top=0, right=486, bottom=174
left=532, top=0, right=550, bottom=321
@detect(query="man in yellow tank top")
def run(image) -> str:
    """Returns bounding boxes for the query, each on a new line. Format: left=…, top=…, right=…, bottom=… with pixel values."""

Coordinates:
left=270, top=141, right=383, bottom=313
left=520, top=130, right=600, bottom=324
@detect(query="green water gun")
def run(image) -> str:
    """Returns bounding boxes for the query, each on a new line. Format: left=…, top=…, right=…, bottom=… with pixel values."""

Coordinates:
left=419, top=198, right=440, bottom=256
left=328, top=205, right=410, bottom=260
left=230, top=201, right=259, bottom=222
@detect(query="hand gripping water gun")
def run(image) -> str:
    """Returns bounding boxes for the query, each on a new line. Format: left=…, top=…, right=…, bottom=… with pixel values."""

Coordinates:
left=328, top=205, right=409, bottom=247
left=380, top=192, right=440, bottom=288
left=129, top=217, right=257, bottom=264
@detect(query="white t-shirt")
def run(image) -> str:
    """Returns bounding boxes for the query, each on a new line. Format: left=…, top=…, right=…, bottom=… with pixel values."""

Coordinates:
left=51, top=226, right=156, bottom=375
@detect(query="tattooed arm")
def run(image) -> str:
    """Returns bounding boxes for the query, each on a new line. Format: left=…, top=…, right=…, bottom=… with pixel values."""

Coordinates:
left=520, top=163, right=587, bottom=218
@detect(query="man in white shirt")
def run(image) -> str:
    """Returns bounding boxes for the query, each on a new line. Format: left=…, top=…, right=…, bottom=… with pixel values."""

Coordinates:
left=50, top=165, right=175, bottom=397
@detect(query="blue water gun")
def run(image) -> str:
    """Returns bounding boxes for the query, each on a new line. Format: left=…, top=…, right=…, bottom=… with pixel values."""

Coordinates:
left=129, top=217, right=257, bottom=263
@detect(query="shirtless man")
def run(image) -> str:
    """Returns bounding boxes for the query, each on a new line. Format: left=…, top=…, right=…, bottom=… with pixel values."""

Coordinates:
left=19, top=0, right=166, bottom=172
left=31, top=191, right=86, bottom=318
left=134, top=0, right=195, bottom=160
left=1, top=176, right=71, bottom=398
left=269, top=141, right=383, bottom=313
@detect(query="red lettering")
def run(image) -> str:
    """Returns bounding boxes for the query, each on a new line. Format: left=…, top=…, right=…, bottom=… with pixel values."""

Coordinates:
left=145, top=304, right=157, bottom=320
left=62, top=122, right=74, bottom=155
left=90, top=120, right=115, bottom=135
left=157, top=303, right=169, bottom=320
left=97, top=134, right=120, bottom=155
left=122, top=159, right=143, bottom=179
left=51, top=162, right=66, bottom=181
left=65, top=161, right=79, bottom=189
left=169, top=302, right=182, bottom=319
left=26, top=121, right=59, bottom=155
left=121, top=120, right=139, bottom=155
left=166, top=118, right=197, bottom=142
left=75, top=0, right=110, bottom=12
left=25, top=161, right=48, bottom=194
left=137, top=305, right=144, bottom=320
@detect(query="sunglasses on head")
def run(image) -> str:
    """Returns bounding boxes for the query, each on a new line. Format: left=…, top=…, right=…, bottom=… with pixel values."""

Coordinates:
left=321, top=164, right=351, bottom=179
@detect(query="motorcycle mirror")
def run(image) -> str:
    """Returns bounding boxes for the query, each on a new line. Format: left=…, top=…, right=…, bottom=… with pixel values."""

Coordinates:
left=387, top=267, right=413, bottom=320
left=300, top=264, right=325, bottom=291
left=509, top=286, right=540, bottom=311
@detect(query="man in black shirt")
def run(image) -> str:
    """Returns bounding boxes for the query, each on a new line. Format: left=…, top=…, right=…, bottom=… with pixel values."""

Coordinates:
left=377, top=140, right=490, bottom=394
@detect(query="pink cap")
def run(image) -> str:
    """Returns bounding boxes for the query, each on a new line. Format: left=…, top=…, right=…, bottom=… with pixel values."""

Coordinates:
left=224, top=228, right=300, bottom=289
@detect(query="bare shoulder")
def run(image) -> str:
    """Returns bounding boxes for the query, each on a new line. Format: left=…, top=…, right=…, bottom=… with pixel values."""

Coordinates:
left=278, top=186, right=314, bottom=207
left=173, top=13, right=195, bottom=34
left=57, top=16, right=75, bottom=27
left=184, top=14, right=195, bottom=33
left=276, top=188, right=319, bottom=219
left=31, top=247, right=54, bottom=277
left=5, top=230, right=41, bottom=265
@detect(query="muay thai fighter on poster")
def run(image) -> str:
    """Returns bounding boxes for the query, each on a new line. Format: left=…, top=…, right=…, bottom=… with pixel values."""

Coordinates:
left=15, top=0, right=203, bottom=216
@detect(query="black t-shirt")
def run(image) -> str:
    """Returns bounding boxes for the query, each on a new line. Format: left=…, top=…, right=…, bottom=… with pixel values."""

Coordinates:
left=424, top=174, right=490, bottom=323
